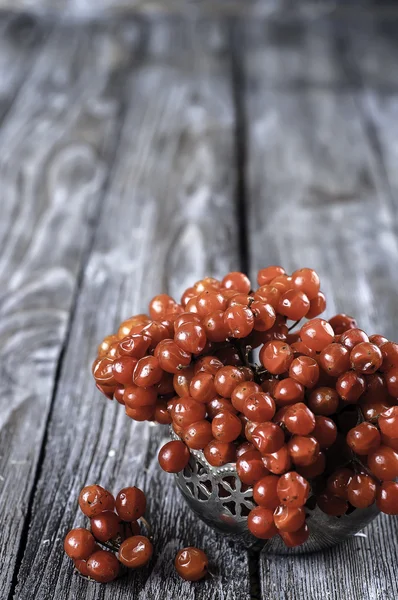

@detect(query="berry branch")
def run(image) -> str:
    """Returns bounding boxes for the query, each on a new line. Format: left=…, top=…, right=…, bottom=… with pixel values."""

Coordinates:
left=288, top=319, right=302, bottom=332
left=91, top=266, right=398, bottom=550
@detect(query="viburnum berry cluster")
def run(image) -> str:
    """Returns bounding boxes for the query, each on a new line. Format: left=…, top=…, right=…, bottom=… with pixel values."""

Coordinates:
left=64, top=484, right=152, bottom=582
left=93, top=267, right=398, bottom=548
left=64, top=484, right=209, bottom=583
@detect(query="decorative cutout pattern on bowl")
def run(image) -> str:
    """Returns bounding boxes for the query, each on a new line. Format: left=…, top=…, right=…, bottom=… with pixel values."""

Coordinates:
left=170, top=428, right=380, bottom=553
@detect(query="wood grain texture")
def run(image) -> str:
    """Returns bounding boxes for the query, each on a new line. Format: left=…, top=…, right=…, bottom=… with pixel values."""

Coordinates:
left=13, top=18, right=251, bottom=600
left=0, top=15, right=45, bottom=122
left=0, top=19, right=140, bottom=599
left=261, top=515, right=398, bottom=600
left=0, top=0, right=377, bottom=19
left=2, top=10, right=398, bottom=600
left=340, top=15, right=398, bottom=209
left=241, top=17, right=398, bottom=600
left=0, top=0, right=278, bottom=18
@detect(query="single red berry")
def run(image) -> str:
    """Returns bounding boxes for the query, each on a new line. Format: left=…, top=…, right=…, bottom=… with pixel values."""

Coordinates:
left=174, top=547, right=209, bottom=581
left=116, top=487, right=146, bottom=521
left=158, top=441, right=190, bottom=473
left=86, top=550, right=120, bottom=583
left=64, top=528, right=97, bottom=561
left=78, top=485, right=115, bottom=518
left=119, top=535, right=153, bottom=568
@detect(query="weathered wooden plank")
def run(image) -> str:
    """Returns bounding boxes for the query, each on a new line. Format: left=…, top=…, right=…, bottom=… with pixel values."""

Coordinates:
left=262, top=514, right=398, bottom=600
left=0, top=0, right=285, bottom=18
left=233, top=18, right=348, bottom=90
left=14, top=19, right=251, bottom=600
left=337, top=15, right=398, bottom=90
left=341, top=26, right=398, bottom=596
left=341, top=15, right=398, bottom=211
left=0, top=21, right=140, bottom=599
left=0, top=15, right=45, bottom=123
left=0, top=0, right=380, bottom=19
left=241, top=18, right=398, bottom=600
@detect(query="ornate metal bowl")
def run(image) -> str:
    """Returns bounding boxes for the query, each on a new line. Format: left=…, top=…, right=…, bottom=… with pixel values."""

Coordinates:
left=170, top=430, right=379, bottom=554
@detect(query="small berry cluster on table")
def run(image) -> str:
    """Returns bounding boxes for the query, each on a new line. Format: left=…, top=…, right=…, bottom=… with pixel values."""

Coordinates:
left=92, top=266, right=398, bottom=549
left=64, top=484, right=207, bottom=582
left=64, top=484, right=152, bottom=582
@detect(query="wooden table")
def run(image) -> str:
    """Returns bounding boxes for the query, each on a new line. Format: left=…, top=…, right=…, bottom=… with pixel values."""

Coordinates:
left=1, top=6, right=398, bottom=600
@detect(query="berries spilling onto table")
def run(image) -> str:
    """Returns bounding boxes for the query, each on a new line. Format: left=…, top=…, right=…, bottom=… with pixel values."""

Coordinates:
left=93, top=267, right=398, bottom=547
left=64, top=484, right=152, bottom=582
left=65, top=483, right=209, bottom=584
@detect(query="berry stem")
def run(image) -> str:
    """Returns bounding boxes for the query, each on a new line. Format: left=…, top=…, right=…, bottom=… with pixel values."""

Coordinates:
left=288, top=319, right=302, bottom=332
left=352, top=456, right=381, bottom=484
left=74, top=566, right=128, bottom=582
left=139, top=516, right=153, bottom=541
left=99, top=539, right=121, bottom=552
left=230, top=339, right=252, bottom=369
left=74, top=570, right=96, bottom=583
left=252, top=366, right=272, bottom=385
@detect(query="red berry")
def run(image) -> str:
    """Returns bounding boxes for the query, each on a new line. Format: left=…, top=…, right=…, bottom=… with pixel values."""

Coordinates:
left=119, top=535, right=153, bottom=568
left=248, top=507, right=278, bottom=539
left=116, top=487, right=146, bottom=521
left=78, top=485, right=115, bottom=518
left=300, top=319, right=334, bottom=352
left=277, top=472, right=310, bottom=507
left=64, top=528, right=97, bottom=560
left=174, top=547, right=209, bottom=581
left=158, top=441, right=190, bottom=473
left=86, top=550, right=120, bottom=583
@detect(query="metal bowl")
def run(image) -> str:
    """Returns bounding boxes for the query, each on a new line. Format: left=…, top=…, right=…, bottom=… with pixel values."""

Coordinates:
left=171, top=430, right=379, bottom=554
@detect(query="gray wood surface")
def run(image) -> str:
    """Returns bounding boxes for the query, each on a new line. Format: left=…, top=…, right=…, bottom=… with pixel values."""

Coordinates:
left=0, top=17, right=141, bottom=599
left=0, top=8, right=398, bottom=600
left=0, top=0, right=296, bottom=18
left=242, top=16, right=398, bottom=600
left=11, top=18, right=251, bottom=600
left=1, top=0, right=262, bottom=17
left=0, top=0, right=381, bottom=19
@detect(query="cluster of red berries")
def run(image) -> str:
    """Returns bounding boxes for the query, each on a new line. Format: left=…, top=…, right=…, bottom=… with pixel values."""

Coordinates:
left=93, top=267, right=398, bottom=548
left=64, top=484, right=152, bottom=582
left=64, top=484, right=208, bottom=583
